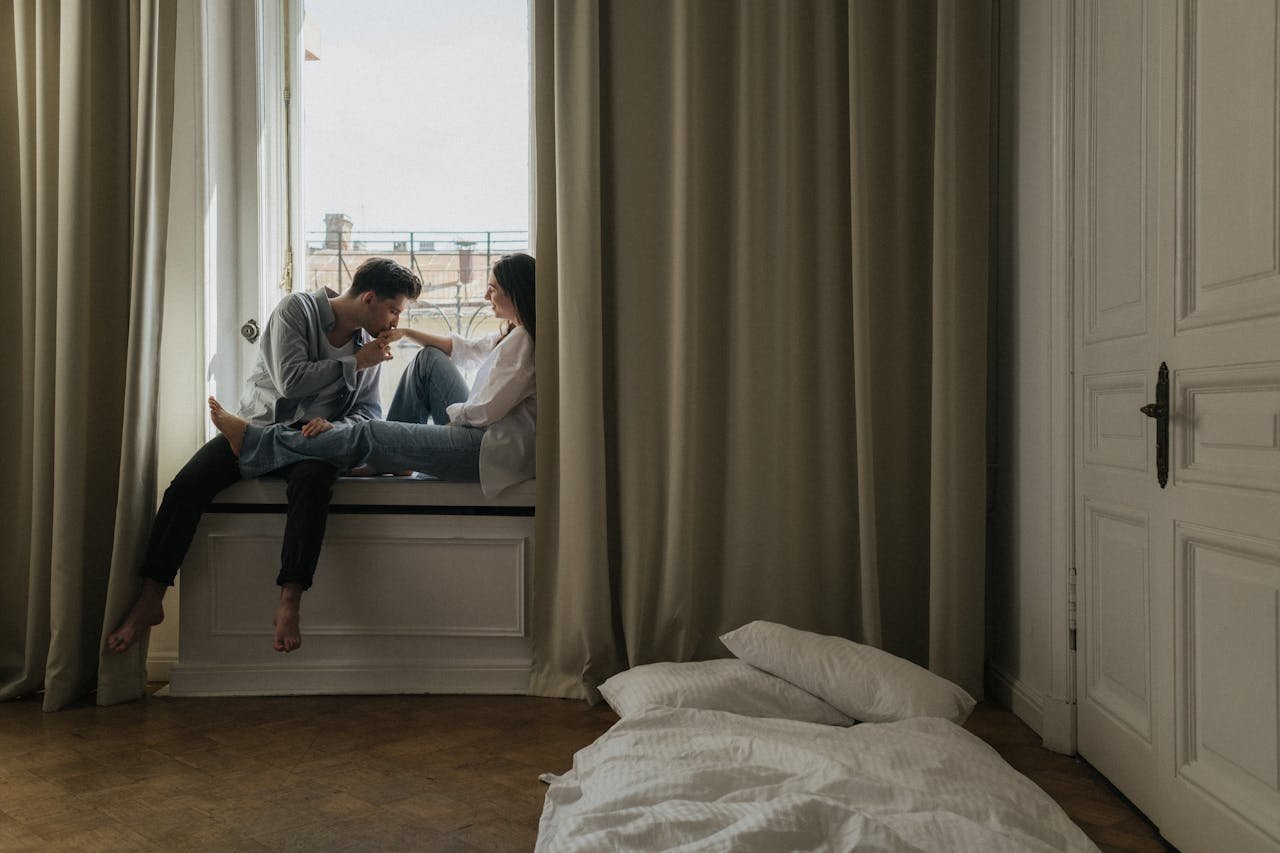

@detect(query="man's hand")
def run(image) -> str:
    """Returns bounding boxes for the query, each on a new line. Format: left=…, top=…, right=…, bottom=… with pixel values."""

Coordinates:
left=356, top=338, right=393, bottom=370
left=301, top=418, right=333, bottom=437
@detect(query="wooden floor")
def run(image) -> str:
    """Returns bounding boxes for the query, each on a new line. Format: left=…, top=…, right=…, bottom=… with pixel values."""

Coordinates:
left=0, top=690, right=1173, bottom=852
left=963, top=705, right=1173, bottom=852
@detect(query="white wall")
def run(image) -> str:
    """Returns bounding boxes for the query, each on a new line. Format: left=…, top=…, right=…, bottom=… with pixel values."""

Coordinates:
left=987, top=0, right=1070, bottom=745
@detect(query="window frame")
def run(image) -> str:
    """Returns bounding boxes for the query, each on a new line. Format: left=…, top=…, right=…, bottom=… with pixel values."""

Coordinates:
left=197, top=0, right=534, bottom=415
left=195, top=0, right=300, bottom=419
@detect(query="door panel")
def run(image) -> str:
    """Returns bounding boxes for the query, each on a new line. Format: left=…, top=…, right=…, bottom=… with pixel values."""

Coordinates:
left=1179, top=0, right=1280, bottom=331
left=1084, top=1, right=1154, bottom=344
left=1175, top=363, right=1280, bottom=493
left=1084, top=500, right=1153, bottom=740
left=1084, top=373, right=1151, bottom=472
left=1176, top=524, right=1280, bottom=845
left=1076, top=2, right=1280, bottom=851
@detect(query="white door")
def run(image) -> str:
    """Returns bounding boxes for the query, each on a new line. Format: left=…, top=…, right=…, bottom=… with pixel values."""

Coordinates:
left=1074, top=2, right=1280, bottom=852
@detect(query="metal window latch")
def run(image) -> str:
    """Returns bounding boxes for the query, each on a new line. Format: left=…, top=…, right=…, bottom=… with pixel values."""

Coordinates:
left=1139, top=362, right=1169, bottom=488
left=241, top=318, right=261, bottom=344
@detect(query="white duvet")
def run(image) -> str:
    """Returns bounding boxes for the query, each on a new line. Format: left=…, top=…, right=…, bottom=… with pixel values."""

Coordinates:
left=537, top=707, right=1098, bottom=852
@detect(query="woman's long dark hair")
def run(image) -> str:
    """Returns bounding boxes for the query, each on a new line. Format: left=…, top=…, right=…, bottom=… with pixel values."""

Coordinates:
left=492, top=252, right=535, bottom=341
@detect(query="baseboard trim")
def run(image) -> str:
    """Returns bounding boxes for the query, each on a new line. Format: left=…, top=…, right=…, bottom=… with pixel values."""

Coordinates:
left=985, top=663, right=1076, bottom=755
left=164, top=660, right=532, bottom=697
left=985, top=663, right=1045, bottom=734
left=146, top=652, right=178, bottom=684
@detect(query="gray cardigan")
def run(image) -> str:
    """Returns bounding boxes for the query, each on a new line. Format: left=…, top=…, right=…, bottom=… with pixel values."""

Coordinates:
left=237, top=290, right=382, bottom=427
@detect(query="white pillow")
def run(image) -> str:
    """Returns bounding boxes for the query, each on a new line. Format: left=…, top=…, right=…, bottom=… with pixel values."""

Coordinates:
left=599, top=659, right=853, bottom=726
left=719, top=620, right=976, bottom=724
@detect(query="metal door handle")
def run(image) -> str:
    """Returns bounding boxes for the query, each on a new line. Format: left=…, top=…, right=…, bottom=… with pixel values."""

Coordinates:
left=1139, top=362, right=1169, bottom=488
left=241, top=318, right=260, bottom=344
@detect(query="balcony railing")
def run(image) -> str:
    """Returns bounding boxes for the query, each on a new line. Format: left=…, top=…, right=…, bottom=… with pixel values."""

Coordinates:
left=305, top=229, right=528, bottom=337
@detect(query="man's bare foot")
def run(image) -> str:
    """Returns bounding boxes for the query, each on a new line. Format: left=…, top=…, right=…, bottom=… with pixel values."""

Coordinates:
left=274, top=583, right=303, bottom=652
left=208, top=397, right=247, bottom=457
left=106, top=579, right=167, bottom=653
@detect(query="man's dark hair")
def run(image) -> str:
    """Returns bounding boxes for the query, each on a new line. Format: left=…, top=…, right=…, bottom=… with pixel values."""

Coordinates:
left=493, top=253, right=536, bottom=341
left=348, top=257, right=422, bottom=301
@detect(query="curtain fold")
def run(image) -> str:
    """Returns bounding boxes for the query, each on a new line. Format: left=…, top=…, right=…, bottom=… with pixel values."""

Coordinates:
left=533, top=0, right=991, bottom=702
left=847, top=0, right=992, bottom=696
left=924, top=0, right=991, bottom=696
left=0, top=0, right=176, bottom=710
left=531, top=0, right=624, bottom=698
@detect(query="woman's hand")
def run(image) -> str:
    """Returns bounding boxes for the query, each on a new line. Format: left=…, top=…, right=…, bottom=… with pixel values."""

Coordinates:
left=379, top=326, right=453, bottom=355
left=301, top=417, right=333, bottom=437
left=356, top=338, right=393, bottom=370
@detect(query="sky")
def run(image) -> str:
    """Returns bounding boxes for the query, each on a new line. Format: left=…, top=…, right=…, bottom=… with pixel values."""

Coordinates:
left=302, top=0, right=530, bottom=235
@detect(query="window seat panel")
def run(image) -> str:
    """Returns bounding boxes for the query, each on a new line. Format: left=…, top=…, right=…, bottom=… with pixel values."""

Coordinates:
left=166, top=479, right=535, bottom=697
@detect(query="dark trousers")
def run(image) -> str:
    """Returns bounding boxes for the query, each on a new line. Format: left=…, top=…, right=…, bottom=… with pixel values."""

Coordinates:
left=140, top=435, right=340, bottom=591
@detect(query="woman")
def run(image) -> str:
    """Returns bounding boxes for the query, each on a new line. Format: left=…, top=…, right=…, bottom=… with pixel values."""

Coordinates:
left=211, top=252, right=536, bottom=497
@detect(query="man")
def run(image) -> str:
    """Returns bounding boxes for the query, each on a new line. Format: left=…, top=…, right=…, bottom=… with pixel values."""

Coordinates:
left=107, top=257, right=421, bottom=654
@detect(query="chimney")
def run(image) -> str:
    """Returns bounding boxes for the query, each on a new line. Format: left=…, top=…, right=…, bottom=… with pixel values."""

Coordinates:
left=457, top=240, right=475, bottom=284
left=324, top=213, right=352, bottom=250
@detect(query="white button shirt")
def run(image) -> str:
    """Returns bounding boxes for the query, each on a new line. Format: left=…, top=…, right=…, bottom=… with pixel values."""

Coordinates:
left=447, top=326, right=536, bottom=496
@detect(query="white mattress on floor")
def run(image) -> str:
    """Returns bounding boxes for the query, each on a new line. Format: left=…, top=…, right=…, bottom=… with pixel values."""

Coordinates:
left=537, top=706, right=1098, bottom=852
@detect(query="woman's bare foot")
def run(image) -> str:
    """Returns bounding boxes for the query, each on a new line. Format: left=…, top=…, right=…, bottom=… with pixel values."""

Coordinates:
left=208, top=397, right=247, bottom=457
left=274, top=584, right=303, bottom=652
left=106, top=579, right=167, bottom=653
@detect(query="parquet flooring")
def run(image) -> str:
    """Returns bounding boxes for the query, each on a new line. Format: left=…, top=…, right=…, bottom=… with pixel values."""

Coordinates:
left=0, top=690, right=1173, bottom=852
left=965, top=704, right=1174, bottom=852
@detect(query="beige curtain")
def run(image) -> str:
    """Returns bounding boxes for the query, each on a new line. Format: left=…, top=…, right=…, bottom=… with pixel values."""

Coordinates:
left=531, top=0, right=990, bottom=701
left=0, top=0, right=176, bottom=710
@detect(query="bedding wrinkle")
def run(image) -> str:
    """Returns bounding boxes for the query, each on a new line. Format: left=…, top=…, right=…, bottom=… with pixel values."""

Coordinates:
left=537, top=707, right=1098, bottom=853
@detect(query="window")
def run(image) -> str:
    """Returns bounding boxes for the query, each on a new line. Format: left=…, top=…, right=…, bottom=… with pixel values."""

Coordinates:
left=298, top=0, right=531, bottom=404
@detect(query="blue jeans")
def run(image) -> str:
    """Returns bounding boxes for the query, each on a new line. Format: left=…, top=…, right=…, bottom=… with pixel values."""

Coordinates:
left=239, top=346, right=484, bottom=481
